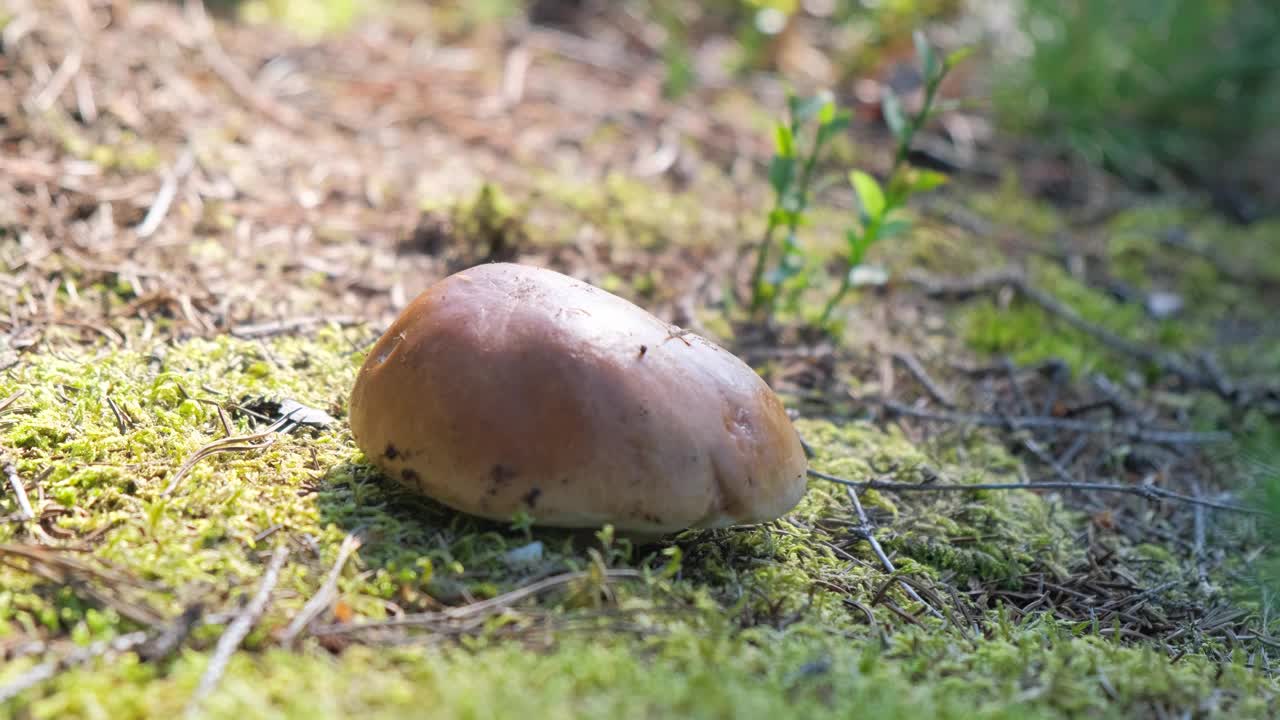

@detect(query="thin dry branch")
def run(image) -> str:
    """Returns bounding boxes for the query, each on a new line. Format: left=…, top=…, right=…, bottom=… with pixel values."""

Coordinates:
left=0, top=544, right=168, bottom=625
left=2, top=453, right=34, bottom=522
left=841, top=485, right=944, bottom=621
left=882, top=400, right=1229, bottom=446
left=0, top=631, right=149, bottom=704
left=281, top=533, right=362, bottom=646
left=808, top=469, right=1263, bottom=515
left=184, top=0, right=308, bottom=131
left=313, top=569, right=643, bottom=636
left=905, top=270, right=1252, bottom=401
left=134, top=147, right=195, bottom=238
left=186, top=546, right=289, bottom=717
left=890, top=351, right=954, bottom=408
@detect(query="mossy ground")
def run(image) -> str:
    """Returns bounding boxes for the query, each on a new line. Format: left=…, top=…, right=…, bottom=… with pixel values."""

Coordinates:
left=2, top=329, right=1276, bottom=718
left=2, top=2, right=1279, bottom=718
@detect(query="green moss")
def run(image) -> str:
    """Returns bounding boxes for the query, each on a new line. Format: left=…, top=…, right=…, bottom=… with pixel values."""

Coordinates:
left=0, top=331, right=1272, bottom=716
left=960, top=258, right=1201, bottom=377
left=9, top=616, right=1276, bottom=719
left=969, top=173, right=1064, bottom=238
left=237, top=0, right=367, bottom=39
left=799, top=420, right=1079, bottom=584
left=52, top=120, right=162, bottom=173
left=530, top=171, right=737, bottom=252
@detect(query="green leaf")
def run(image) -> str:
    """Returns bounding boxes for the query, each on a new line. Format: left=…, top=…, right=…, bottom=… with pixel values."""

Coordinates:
left=827, top=109, right=851, bottom=133
left=767, top=236, right=806, bottom=283
left=845, top=229, right=868, bottom=265
left=944, top=46, right=974, bottom=70
left=851, top=170, right=886, bottom=219
left=781, top=190, right=803, bottom=214
left=768, top=155, right=795, bottom=195
left=790, top=94, right=828, bottom=125
left=909, top=169, right=949, bottom=192
left=882, top=91, right=907, bottom=142
left=878, top=219, right=912, bottom=240
left=816, top=109, right=851, bottom=145
left=818, top=100, right=836, bottom=126
left=914, top=30, right=937, bottom=78
left=774, top=123, right=795, bottom=158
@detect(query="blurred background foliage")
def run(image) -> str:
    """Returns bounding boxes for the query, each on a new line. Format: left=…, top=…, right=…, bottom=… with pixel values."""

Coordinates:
left=224, top=0, right=1280, bottom=217
left=991, top=0, right=1280, bottom=213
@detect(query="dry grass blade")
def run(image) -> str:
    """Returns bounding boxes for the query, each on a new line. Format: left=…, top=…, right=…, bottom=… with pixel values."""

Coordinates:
left=281, top=533, right=362, bottom=646
left=185, top=545, right=290, bottom=717
left=162, top=408, right=307, bottom=495
left=162, top=433, right=279, bottom=496
left=229, top=316, right=361, bottom=339
left=0, top=391, right=25, bottom=415
left=0, top=544, right=167, bottom=626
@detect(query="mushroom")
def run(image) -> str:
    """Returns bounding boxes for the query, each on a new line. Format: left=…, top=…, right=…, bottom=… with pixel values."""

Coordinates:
left=348, top=263, right=808, bottom=536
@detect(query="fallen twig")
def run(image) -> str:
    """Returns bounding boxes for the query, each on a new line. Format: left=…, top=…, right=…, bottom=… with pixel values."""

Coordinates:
left=281, top=533, right=362, bottom=646
left=229, top=315, right=360, bottom=339
left=134, top=147, right=195, bottom=238
left=808, top=469, right=1263, bottom=515
left=0, top=390, right=25, bottom=415
left=841, top=484, right=944, bottom=621
left=138, top=604, right=205, bottom=662
left=0, top=544, right=168, bottom=625
left=162, top=406, right=310, bottom=495
left=881, top=400, right=1229, bottom=446
left=313, top=569, right=643, bottom=636
left=890, top=352, right=954, bottom=408
left=186, top=546, right=290, bottom=717
left=906, top=270, right=1245, bottom=401
left=2, top=453, right=34, bottom=522
left=0, top=632, right=149, bottom=704
left=185, top=0, right=308, bottom=131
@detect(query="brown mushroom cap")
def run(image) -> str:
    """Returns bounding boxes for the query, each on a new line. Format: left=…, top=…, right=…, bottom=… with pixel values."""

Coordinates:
left=348, top=263, right=808, bottom=535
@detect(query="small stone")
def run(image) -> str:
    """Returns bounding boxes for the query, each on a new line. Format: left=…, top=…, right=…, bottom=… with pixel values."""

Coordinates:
left=1146, top=291, right=1184, bottom=319
left=502, top=541, right=544, bottom=568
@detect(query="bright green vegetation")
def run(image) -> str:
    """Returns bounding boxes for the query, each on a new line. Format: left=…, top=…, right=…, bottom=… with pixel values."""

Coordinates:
left=13, top=622, right=1276, bottom=719
left=233, top=0, right=367, bottom=39
left=992, top=0, right=1280, bottom=197
left=747, top=35, right=964, bottom=328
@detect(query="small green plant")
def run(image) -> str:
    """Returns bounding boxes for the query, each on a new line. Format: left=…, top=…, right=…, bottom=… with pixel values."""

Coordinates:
left=748, top=93, right=851, bottom=315
left=747, top=32, right=968, bottom=328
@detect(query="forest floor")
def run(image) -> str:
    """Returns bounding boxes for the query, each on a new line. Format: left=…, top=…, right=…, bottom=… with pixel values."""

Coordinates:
left=1, top=2, right=1279, bottom=718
